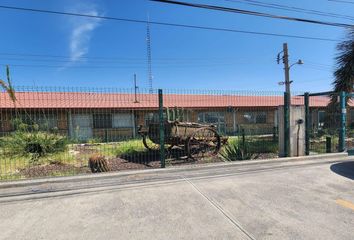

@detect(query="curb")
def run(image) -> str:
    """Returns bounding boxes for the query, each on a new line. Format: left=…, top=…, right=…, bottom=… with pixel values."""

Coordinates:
left=0, top=152, right=350, bottom=189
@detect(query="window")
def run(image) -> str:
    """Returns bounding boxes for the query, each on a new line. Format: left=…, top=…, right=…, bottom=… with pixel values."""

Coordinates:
left=113, top=113, right=133, bottom=128
left=93, top=114, right=112, bottom=129
left=243, top=112, right=267, bottom=124
left=198, top=112, right=226, bottom=133
left=144, top=112, right=159, bottom=125
left=19, top=113, right=58, bottom=130
left=318, top=111, right=325, bottom=128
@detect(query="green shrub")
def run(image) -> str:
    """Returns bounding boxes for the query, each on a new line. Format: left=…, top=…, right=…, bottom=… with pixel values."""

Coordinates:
left=248, top=140, right=278, bottom=154
left=114, top=139, right=146, bottom=156
left=87, top=138, right=102, bottom=144
left=89, top=139, right=147, bottom=157
left=1, top=130, right=67, bottom=161
left=219, top=140, right=259, bottom=161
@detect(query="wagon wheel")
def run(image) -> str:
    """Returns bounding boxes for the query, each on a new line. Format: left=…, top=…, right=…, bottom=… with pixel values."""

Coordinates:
left=186, top=127, right=221, bottom=159
left=142, top=135, right=160, bottom=151
left=143, top=135, right=176, bottom=152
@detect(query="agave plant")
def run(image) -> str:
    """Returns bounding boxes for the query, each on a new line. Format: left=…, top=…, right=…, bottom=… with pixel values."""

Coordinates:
left=219, top=140, right=259, bottom=161
left=0, top=65, right=17, bottom=106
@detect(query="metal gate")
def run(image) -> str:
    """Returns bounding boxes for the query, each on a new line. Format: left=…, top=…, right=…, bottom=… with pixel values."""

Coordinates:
left=304, top=91, right=347, bottom=155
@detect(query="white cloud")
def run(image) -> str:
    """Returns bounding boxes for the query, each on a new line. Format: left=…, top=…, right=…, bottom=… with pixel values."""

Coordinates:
left=68, top=6, right=101, bottom=62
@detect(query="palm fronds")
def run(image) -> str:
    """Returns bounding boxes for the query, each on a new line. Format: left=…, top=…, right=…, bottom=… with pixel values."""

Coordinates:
left=330, top=28, right=354, bottom=103
left=326, top=28, right=354, bottom=127
left=0, top=65, right=16, bottom=104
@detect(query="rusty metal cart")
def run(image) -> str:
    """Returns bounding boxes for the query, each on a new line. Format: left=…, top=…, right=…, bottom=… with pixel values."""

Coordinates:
left=138, top=121, right=227, bottom=158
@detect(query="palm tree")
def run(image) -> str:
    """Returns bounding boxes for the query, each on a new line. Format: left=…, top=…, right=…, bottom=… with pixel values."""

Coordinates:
left=332, top=28, right=354, bottom=96
left=0, top=65, right=16, bottom=106
left=326, top=29, right=354, bottom=128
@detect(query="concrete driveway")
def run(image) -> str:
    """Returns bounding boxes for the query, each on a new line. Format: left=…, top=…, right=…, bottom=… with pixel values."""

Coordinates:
left=0, top=154, right=353, bottom=240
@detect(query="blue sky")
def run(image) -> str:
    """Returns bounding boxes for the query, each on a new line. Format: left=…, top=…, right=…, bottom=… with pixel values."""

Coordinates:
left=0, top=0, right=352, bottom=92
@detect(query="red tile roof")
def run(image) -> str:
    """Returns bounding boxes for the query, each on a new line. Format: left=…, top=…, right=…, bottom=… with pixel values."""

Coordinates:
left=0, top=91, right=343, bottom=109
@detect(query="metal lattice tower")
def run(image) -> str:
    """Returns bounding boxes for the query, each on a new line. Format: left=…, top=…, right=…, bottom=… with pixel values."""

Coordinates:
left=146, top=17, right=153, bottom=94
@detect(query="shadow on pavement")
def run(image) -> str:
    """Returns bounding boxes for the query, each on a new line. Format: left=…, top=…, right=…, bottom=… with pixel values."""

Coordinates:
left=330, top=161, right=354, bottom=180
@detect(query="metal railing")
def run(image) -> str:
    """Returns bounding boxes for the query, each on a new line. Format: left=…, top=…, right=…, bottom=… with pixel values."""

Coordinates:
left=1, top=86, right=349, bottom=181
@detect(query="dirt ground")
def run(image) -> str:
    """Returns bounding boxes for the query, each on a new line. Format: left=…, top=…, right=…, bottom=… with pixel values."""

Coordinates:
left=16, top=143, right=278, bottom=179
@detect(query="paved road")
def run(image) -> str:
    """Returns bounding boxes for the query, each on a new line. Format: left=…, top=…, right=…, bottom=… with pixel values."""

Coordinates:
left=0, top=156, right=353, bottom=240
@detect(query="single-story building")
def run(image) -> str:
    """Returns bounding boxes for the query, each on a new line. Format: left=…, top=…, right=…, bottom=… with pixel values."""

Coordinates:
left=1, top=91, right=353, bottom=141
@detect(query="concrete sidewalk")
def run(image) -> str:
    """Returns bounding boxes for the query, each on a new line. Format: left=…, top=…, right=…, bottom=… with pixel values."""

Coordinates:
left=0, top=154, right=353, bottom=240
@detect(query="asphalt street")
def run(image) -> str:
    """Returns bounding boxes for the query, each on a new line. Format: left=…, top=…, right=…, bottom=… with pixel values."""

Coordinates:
left=0, top=155, right=353, bottom=240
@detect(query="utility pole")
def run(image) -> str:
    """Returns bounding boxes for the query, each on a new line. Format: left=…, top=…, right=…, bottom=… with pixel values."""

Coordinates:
left=283, top=43, right=291, bottom=106
left=277, top=43, right=303, bottom=157
left=278, top=43, right=303, bottom=103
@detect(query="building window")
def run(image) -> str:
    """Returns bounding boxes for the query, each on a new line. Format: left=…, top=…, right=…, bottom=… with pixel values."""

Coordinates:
left=198, top=112, right=226, bottom=133
left=318, top=111, right=325, bottom=128
left=243, top=112, right=267, bottom=124
left=113, top=113, right=133, bottom=128
left=19, top=113, right=58, bottom=130
left=93, top=114, right=112, bottom=129
left=144, top=112, right=159, bottom=125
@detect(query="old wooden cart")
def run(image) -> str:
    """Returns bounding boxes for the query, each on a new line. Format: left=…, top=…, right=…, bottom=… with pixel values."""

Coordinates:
left=138, top=121, right=227, bottom=158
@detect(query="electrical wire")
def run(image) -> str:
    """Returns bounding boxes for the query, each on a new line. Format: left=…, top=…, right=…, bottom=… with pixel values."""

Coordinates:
left=0, top=62, right=258, bottom=69
left=224, top=0, right=354, bottom=21
left=152, top=0, right=353, bottom=28
left=0, top=4, right=340, bottom=42
left=328, top=0, right=354, bottom=5
left=0, top=52, right=259, bottom=62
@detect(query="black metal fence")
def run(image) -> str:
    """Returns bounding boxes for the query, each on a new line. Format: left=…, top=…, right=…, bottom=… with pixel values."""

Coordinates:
left=0, top=86, right=349, bottom=181
left=306, top=92, right=347, bottom=155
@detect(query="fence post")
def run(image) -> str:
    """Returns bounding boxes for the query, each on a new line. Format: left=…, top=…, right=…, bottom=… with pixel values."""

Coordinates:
left=166, top=107, right=170, bottom=121
left=158, top=89, right=166, bottom=168
left=241, top=128, right=245, bottom=147
left=304, top=92, right=310, bottom=155
left=326, top=137, right=332, bottom=153
left=284, top=92, right=290, bottom=157
left=339, top=91, right=346, bottom=152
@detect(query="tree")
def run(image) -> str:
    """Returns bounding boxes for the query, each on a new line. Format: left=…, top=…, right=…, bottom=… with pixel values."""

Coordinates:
left=0, top=65, right=16, bottom=105
left=326, top=29, right=354, bottom=128
left=331, top=28, right=354, bottom=101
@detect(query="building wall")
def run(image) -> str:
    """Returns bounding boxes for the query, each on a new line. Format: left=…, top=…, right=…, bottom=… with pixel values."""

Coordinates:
left=189, top=108, right=276, bottom=135
left=58, top=111, right=68, bottom=132
left=1, top=107, right=354, bottom=140
left=93, top=128, right=134, bottom=141
left=0, top=110, right=13, bottom=133
left=235, top=109, right=275, bottom=134
left=0, top=109, right=138, bottom=141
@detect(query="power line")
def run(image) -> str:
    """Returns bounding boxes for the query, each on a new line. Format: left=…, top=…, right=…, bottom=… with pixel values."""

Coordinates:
left=0, top=52, right=260, bottom=62
left=224, top=0, right=354, bottom=21
left=1, top=58, right=333, bottom=70
left=152, top=0, right=353, bottom=28
left=0, top=55, right=278, bottom=66
left=0, top=62, right=255, bottom=69
left=328, top=0, right=354, bottom=4
left=0, top=4, right=339, bottom=42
